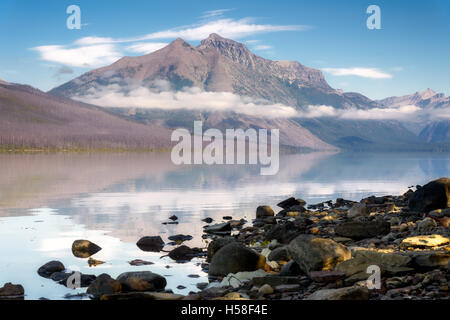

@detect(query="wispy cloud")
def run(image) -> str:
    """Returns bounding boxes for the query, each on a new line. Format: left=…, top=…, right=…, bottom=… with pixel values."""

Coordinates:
left=322, top=67, right=392, bottom=79
left=126, top=42, right=168, bottom=54
left=32, top=16, right=308, bottom=68
left=201, top=9, right=234, bottom=19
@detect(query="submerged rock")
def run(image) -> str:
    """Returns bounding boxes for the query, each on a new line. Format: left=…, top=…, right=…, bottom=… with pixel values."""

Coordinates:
left=136, top=236, right=165, bottom=252
left=168, top=234, right=193, bottom=243
left=87, top=274, right=122, bottom=299
left=37, top=261, right=65, bottom=278
left=287, top=235, right=351, bottom=273
left=71, top=239, right=102, bottom=258
left=116, top=271, right=166, bottom=291
left=168, top=245, right=196, bottom=261
left=0, top=283, right=24, bottom=299
left=209, top=242, right=262, bottom=276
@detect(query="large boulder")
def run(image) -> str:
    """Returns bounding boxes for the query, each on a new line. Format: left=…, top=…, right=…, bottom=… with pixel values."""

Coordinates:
left=37, top=261, right=65, bottom=278
left=287, top=235, right=351, bottom=273
left=116, top=271, right=166, bottom=291
left=256, top=206, right=275, bottom=219
left=305, top=286, right=369, bottom=300
left=71, top=240, right=102, bottom=258
left=408, top=178, right=450, bottom=212
left=207, top=237, right=237, bottom=262
left=87, top=274, right=122, bottom=299
left=335, top=220, right=390, bottom=239
left=208, top=243, right=263, bottom=276
left=277, top=197, right=306, bottom=209
left=136, top=236, right=165, bottom=252
left=347, top=203, right=369, bottom=218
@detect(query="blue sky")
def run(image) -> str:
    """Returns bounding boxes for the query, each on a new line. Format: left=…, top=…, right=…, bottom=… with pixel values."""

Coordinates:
left=0, top=0, right=448, bottom=100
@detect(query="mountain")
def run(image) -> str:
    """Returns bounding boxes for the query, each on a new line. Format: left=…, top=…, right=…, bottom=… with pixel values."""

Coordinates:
left=378, top=89, right=450, bottom=141
left=48, top=34, right=449, bottom=151
left=50, top=33, right=380, bottom=110
left=0, top=81, right=172, bottom=150
left=419, top=120, right=450, bottom=143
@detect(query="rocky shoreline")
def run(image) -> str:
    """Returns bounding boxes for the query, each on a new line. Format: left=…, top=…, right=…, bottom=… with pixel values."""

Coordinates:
left=1, top=178, right=449, bottom=300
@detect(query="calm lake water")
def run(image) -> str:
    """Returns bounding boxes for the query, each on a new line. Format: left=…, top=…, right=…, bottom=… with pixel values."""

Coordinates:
left=0, top=151, right=449, bottom=300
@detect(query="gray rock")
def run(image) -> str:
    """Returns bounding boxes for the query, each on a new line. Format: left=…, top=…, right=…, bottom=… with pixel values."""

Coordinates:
left=410, top=251, right=450, bottom=269
left=0, top=283, right=24, bottom=298
left=347, top=203, right=369, bottom=218
left=204, top=222, right=232, bottom=234
left=417, top=217, right=437, bottom=233
left=267, top=246, right=290, bottom=262
left=265, top=219, right=312, bottom=244
left=168, top=245, right=196, bottom=261
left=287, top=235, right=351, bottom=273
left=71, top=239, right=102, bottom=258
left=208, top=243, right=261, bottom=276
left=335, top=220, right=390, bottom=239
left=279, top=260, right=303, bottom=276
left=277, top=197, right=306, bottom=209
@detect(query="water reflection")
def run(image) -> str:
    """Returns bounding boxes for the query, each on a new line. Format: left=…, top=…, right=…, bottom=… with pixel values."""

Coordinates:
left=0, top=151, right=449, bottom=299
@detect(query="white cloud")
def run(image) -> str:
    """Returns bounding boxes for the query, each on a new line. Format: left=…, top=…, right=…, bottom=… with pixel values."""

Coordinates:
left=71, top=82, right=298, bottom=118
left=201, top=9, right=234, bottom=19
left=322, top=67, right=392, bottom=79
left=253, top=45, right=273, bottom=51
left=32, top=44, right=121, bottom=68
left=126, top=42, right=169, bottom=54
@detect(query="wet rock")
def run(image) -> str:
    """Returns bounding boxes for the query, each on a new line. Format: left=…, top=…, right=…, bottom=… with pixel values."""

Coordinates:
left=408, top=177, right=450, bottom=212
left=119, top=277, right=152, bottom=292
left=169, top=215, right=178, bottom=221
left=265, top=219, right=313, bottom=244
left=202, top=217, right=213, bottom=223
left=335, top=220, right=390, bottom=239
left=428, top=208, right=450, bottom=218
left=277, top=197, right=306, bottom=209
left=256, top=206, right=275, bottom=219
left=267, top=246, right=290, bottom=262
left=223, top=216, right=233, bottom=220
left=116, top=271, right=166, bottom=291
left=71, top=239, right=102, bottom=258
left=417, top=217, right=437, bottom=234
left=0, top=283, right=24, bottom=299
left=287, top=235, right=351, bottom=273
left=306, top=286, right=369, bottom=300
left=347, top=203, right=369, bottom=218
left=209, top=243, right=261, bottom=276
left=37, top=261, right=65, bottom=278
left=168, top=245, right=198, bottom=261
left=168, top=234, right=193, bottom=243
left=401, top=234, right=450, bottom=248
left=196, top=282, right=208, bottom=290
left=204, top=222, right=232, bottom=234
left=88, top=257, right=105, bottom=267
left=207, top=237, right=237, bottom=262
left=129, top=259, right=154, bottom=266
left=309, top=270, right=346, bottom=283
left=136, top=236, right=165, bottom=252
left=87, top=274, right=122, bottom=299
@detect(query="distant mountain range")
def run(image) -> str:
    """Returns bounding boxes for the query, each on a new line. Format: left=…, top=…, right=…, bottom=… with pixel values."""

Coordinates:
left=2, top=34, right=449, bottom=151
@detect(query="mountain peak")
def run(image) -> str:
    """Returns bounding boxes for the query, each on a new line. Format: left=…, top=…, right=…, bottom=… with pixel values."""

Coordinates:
left=417, top=88, right=437, bottom=99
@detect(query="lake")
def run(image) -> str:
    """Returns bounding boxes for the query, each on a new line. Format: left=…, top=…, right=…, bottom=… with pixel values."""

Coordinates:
left=0, top=151, right=449, bottom=299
